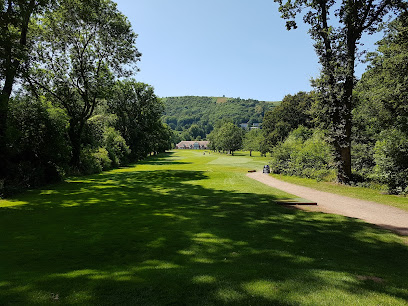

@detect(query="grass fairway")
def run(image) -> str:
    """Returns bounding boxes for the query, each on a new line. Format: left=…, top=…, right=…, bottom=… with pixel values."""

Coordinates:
left=1, top=150, right=407, bottom=305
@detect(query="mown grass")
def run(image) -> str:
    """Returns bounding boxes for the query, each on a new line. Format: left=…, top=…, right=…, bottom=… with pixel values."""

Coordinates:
left=0, top=150, right=407, bottom=305
left=270, top=173, right=408, bottom=212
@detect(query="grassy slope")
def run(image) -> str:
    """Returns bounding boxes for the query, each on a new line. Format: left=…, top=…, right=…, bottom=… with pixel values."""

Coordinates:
left=270, top=173, right=408, bottom=212
left=0, top=150, right=407, bottom=305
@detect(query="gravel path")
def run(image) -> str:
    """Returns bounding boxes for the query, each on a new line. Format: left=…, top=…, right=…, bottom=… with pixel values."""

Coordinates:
left=247, top=172, right=408, bottom=236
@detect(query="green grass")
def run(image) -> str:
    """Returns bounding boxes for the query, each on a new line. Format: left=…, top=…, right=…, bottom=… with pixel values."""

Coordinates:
left=1, top=150, right=407, bottom=305
left=271, top=173, right=408, bottom=212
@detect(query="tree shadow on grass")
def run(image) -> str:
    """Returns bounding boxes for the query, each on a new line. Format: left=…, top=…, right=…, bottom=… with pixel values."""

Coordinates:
left=136, top=151, right=193, bottom=166
left=0, top=167, right=408, bottom=305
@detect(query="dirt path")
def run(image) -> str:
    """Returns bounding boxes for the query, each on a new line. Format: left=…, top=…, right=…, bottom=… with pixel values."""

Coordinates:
left=247, top=172, right=408, bottom=236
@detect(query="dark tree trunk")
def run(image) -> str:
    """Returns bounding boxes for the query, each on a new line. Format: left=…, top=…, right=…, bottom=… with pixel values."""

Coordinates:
left=68, top=119, right=84, bottom=169
left=0, top=53, right=17, bottom=178
left=335, top=15, right=356, bottom=184
left=0, top=0, right=36, bottom=178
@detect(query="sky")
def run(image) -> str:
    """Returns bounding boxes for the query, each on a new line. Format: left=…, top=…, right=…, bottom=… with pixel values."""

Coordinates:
left=114, top=0, right=384, bottom=102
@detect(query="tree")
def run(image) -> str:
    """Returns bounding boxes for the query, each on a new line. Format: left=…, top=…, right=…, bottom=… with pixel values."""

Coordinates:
left=0, top=0, right=51, bottom=176
left=352, top=14, right=408, bottom=192
left=29, top=0, right=140, bottom=168
left=109, top=80, right=167, bottom=160
left=243, top=129, right=263, bottom=156
left=356, top=14, right=408, bottom=134
left=217, top=122, right=243, bottom=155
left=275, top=0, right=407, bottom=183
left=262, top=91, right=314, bottom=151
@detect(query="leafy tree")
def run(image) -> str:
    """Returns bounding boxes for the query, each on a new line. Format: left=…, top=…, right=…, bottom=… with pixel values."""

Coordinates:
left=109, top=80, right=168, bottom=160
left=2, top=94, right=69, bottom=195
left=0, top=0, right=51, bottom=177
left=262, top=91, right=314, bottom=151
left=29, top=0, right=140, bottom=168
left=352, top=14, right=408, bottom=191
left=217, top=122, right=243, bottom=155
left=355, top=14, right=408, bottom=135
left=243, top=129, right=263, bottom=156
left=275, top=0, right=407, bottom=183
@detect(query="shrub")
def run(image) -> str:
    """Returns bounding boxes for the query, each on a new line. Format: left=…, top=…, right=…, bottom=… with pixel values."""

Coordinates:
left=80, top=148, right=112, bottom=175
left=1, top=96, right=69, bottom=196
left=270, top=127, right=335, bottom=180
left=103, top=127, right=130, bottom=167
left=373, top=129, right=408, bottom=194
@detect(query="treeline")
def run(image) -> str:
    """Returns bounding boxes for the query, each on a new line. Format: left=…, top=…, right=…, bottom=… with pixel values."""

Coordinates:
left=207, top=121, right=265, bottom=156
left=162, top=96, right=277, bottom=141
left=0, top=0, right=171, bottom=196
left=262, top=15, right=408, bottom=194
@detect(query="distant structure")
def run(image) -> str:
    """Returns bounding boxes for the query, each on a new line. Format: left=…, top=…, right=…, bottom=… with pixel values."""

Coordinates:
left=251, top=123, right=261, bottom=130
left=240, top=122, right=262, bottom=130
left=176, top=141, right=209, bottom=150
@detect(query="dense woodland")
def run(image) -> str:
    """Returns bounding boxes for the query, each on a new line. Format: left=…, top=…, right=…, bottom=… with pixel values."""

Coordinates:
left=0, top=0, right=172, bottom=196
left=162, top=96, right=277, bottom=141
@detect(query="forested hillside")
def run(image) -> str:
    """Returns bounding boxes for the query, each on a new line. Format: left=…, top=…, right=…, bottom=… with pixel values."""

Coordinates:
left=162, top=96, right=278, bottom=139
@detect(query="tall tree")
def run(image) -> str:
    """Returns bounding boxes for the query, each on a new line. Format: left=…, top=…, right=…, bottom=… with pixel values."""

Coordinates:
left=29, top=0, right=140, bottom=168
left=243, top=129, right=263, bottom=156
left=262, top=91, right=314, bottom=151
left=217, top=122, right=243, bottom=155
left=274, top=0, right=407, bottom=183
left=109, top=80, right=166, bottom=160
left=0, top=0, right=51, bottom=176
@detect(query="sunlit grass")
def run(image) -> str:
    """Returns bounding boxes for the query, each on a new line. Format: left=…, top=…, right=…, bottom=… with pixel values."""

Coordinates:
left=271, top=173, right=408, bottom=212
left=0, top=150, right=407, bottom=305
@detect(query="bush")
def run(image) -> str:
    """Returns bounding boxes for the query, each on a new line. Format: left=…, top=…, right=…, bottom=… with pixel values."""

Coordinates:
left=80, top=148, right=112, bottom=175
left=351, top=142, right=376, bottom=178
left=373, top=129, right=408, bottom=194
left=270, top=127, right=335, bottom=180
left=103, top=127, right=130, bottom=167
left=1, top=96, right=69, bottom=196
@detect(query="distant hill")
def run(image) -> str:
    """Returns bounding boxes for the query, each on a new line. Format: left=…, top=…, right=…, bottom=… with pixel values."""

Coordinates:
left=162, top=96, right=280, bottom=134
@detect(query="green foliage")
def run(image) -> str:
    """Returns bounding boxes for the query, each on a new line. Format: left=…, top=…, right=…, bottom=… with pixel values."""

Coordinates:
left=109, top=80, right=170, bottom=159
left=373, top=129, right=408, bottom=194
left=352, top=15, right=408, bottom=193
left=0, top=0, right=53, bottom=181
left=103, top=127, right=130, bottom=167
left=209, top=122, right=243, bottom=154
left=29, top=0, right=141, bottom=167
left=243, top=129, right=264, bottom=156
left=262, top=91, right=314, bottom=151
left=162, top=96, right=277, bottom=136
left=1, top=95, right=69, bottom=196
left=275, top=0, right=406, bottom=183
left=357, top=15, right=408, bottom=134
left=80, top=148, right=109, bottom=174
left=270, top=127, right=335, bottom=181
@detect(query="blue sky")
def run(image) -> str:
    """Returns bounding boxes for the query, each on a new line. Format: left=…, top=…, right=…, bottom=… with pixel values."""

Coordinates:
left=115, top=0, right=383, bottom=101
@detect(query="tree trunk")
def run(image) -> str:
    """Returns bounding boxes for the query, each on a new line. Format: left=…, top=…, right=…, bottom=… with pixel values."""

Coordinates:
left=0, top=70, right=16, bottom=178
left=0, top=0, right=35, bottom=178
left=68, top=119, right=84, bottom=169
left=334, top=20, right=356, bottom=184
left=249, top=150, right=252, bottom=157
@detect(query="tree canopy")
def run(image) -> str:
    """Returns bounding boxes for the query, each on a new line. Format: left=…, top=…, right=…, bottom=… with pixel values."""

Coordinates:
left=274, top=0, right=407, bottom=183
left=29, top=0, right=141, bottom=167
